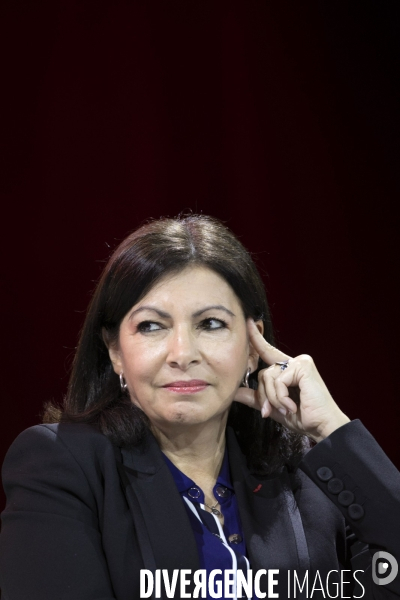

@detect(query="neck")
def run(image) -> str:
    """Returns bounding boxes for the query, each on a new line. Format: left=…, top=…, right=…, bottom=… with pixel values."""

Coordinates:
left=151, top=414, right=228, bottom=483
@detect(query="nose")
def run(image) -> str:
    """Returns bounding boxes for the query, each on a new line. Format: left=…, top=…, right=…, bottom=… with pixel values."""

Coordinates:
left=166, top=324, right=201, bottom=370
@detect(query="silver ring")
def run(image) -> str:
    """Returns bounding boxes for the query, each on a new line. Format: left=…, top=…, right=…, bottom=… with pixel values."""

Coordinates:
left=275, top=360, right=289, bottom=371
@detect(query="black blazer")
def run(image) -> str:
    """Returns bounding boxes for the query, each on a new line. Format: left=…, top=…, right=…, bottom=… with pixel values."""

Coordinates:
left=0, top=419, right=399, bottom=599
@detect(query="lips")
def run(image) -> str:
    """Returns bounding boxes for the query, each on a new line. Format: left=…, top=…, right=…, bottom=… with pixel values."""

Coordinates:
left=163, top=380, right=209, bottom=394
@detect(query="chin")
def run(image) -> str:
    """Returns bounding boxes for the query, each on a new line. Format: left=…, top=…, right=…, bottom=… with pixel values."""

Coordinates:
left=165, top=409, right=205, bottom=425
left=161, top=404, right=229, bottom=428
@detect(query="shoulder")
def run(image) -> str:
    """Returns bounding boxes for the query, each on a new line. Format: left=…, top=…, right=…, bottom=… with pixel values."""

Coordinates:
left=5, top=422, right=112, bottom=459
left=1, top=423, right=127, bottom=517
left=2, top=423, right=117, bottom=489
left=10, top=421, right=108, bottom=443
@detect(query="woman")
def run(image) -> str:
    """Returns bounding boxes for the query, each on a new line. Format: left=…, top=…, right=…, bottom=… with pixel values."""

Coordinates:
left=0, top=214, right=399, bottom=600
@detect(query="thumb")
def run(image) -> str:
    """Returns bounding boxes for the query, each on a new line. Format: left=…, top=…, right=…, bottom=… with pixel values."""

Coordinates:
left=233, top=387, right=261, bottom=411
left=233, top=387, right=285, bottom=422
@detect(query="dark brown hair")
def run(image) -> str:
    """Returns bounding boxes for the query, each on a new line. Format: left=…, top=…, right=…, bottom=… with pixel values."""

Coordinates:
left=43, top=214, right=309, bottom=473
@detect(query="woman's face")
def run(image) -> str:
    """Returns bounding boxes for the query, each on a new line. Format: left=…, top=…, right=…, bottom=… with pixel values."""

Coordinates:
left=107, top=266, right=260, bottom=432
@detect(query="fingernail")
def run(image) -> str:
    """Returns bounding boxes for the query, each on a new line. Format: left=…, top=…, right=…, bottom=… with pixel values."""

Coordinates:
left=261, top=406, right=267, bottom=418
left=278, top=407, right=287, bottom=416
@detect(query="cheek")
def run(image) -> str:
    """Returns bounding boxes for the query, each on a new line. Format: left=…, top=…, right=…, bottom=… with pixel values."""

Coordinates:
left=203, top=335, right=248, bottom=370
left=119, top=339, right=165, bottom=377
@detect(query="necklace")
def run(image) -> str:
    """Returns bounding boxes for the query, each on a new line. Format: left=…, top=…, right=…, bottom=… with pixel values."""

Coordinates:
left=204, top=500, right=221, bottom=516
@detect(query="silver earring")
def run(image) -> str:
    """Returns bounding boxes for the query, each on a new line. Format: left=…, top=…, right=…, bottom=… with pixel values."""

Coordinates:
left=242, top=367, right=251, bottom=388
left=119, top=373, right=128, bottom=392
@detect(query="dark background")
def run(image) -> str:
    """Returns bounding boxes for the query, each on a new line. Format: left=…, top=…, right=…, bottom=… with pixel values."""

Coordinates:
left=1, top=1, right=399, bottom=510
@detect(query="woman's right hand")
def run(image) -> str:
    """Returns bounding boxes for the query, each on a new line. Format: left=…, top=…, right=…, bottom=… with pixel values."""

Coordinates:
left=234, top=319, right=350, bottom=442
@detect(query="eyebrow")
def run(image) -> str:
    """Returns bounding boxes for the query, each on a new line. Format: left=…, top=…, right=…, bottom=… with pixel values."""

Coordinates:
left=192, top=305, right=236, bottom=318
left=128, top=304, right=236, bottom=320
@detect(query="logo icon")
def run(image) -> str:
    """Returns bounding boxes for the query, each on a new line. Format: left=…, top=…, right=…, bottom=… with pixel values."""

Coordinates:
left=372, top=551, right=398, bottom=586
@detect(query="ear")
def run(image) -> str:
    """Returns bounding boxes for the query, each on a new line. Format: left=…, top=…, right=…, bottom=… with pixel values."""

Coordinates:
left=248, top=319, right=264, bottom=373
left=102, top=327, right=123, bottom=375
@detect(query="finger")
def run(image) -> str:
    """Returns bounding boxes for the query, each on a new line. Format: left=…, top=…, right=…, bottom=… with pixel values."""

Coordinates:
left=234, top=381, right=273, bottom=417
left=248, top=318, right=292, bottom=366
left=268, top=404, right=294, bottom=425
left=262, top=400, right=294, bottom=425
left=262, top=368, right=295, bottom=416
left=257, top=375, right=273, bottom=418
left=233, top=385, right=288, bottom=424
left=263, top=369, right=281, bottom=413
left=233, top=387, right=260, bottom=411
left=275, top=377, right=298, bottom=414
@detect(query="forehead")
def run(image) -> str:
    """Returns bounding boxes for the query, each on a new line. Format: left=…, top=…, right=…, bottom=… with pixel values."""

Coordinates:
left=133, top=266, right=243, bottom=312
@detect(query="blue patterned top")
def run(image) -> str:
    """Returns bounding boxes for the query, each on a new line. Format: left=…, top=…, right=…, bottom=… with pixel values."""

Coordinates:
left=163, top=448, right=254, bottom=600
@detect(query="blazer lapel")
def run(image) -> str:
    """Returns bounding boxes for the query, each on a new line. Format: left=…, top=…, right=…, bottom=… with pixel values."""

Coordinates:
left=226, top=427, right=310, bottom=595
left=119, top=433, right=200, bottom=576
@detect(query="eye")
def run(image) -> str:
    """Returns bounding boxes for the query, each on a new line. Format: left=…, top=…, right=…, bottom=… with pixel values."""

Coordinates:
left=137, top=320, right=163, bottom=333
left=200, top=317, right=228, bottom=330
